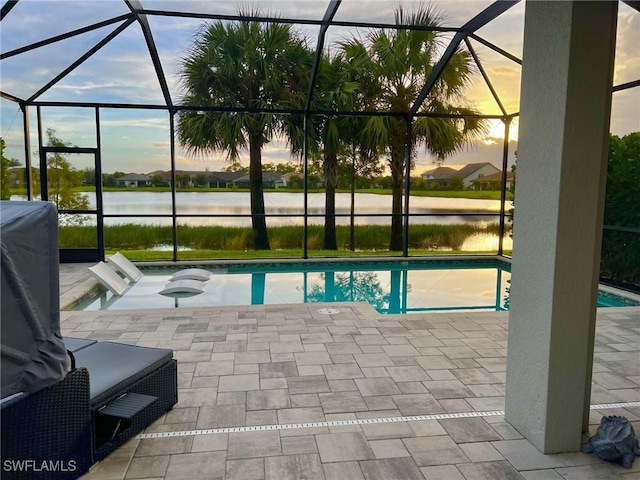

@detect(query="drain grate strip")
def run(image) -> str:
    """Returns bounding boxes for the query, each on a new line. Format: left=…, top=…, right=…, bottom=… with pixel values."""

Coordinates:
left=136, top=401, right=640, bottom=439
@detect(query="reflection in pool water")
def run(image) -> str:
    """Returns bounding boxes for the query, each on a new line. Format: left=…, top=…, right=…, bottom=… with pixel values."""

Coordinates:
left=72, top=260, right=638, bottom=314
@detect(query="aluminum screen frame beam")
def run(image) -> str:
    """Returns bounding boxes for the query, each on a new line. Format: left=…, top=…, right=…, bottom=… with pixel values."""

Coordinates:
left=27, top=18, right=136, bottom=103
left=138, top=8, right=457, bottom=33
left=305, top=0, right=341, bottom=113
left=1, top=14, right=132, bottom=60
left=464, top=37, right=507, bottom=116
left=125, top=0, right=173, bottom=109
left=410, top=0, right=520, bottom=116
left=0, top=0, right=18, bottom=21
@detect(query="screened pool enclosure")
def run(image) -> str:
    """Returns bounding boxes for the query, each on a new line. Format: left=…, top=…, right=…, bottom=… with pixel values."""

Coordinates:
left=1, top=0, right=638, bottom=271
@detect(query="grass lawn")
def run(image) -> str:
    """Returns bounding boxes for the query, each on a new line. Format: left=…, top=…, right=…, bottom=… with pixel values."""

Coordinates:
left=108, top=248, right=499, bottom=261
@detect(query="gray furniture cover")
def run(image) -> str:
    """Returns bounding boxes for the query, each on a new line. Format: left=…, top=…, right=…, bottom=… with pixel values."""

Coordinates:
left=0, top=201, right=71, bottom=398
left=73, top=341, right=174, bottom=407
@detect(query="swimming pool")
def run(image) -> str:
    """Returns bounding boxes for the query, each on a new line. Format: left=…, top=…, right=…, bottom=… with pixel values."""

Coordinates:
left=72, top=258, right=640, bottom=314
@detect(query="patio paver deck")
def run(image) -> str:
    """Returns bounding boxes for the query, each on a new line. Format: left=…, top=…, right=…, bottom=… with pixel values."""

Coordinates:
left=58, top=264, right=640, bottom=479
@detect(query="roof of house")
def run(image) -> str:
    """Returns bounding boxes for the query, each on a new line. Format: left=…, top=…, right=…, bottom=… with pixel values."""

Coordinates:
left=233, top=172, right=286, bottom=183
left=117, top=173, right=151, bottom=181
left=456, top=162, right=499, bottom=179
left=471, top=171, right=515, bottom=183
left=422, top=166, right=458, bottom=180
left=208, top=171, right=245, bottom=182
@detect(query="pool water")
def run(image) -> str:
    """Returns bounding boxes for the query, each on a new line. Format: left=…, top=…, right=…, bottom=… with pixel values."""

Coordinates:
left=73, top=259, right=639, bottom=314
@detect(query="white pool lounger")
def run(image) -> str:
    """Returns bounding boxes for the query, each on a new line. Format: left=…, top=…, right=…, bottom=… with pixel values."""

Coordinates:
left=107, top=252, right=144, bottom=282
left=88, top=262, right=130, bottom=296
left=158, top=279, right=206, bottom=296
left=169, top=268, right=211, bottom=282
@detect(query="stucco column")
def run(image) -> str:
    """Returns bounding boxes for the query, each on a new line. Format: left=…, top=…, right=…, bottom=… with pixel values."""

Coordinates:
left=504, top=1, right=617, bottom=454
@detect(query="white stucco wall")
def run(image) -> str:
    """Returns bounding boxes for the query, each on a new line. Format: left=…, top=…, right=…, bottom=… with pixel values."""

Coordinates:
left=504, top=1, right=617, bottom=454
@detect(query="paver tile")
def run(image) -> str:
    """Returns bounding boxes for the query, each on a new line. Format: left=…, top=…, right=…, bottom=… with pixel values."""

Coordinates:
left=246, top=410, right=278, bottom=426
left=290, top=393, right=321, bottom=407
left=218, top=374, right=260, bottom=392
left=294, top=351, right=333, bottom=365
left=319, top=391, right=368, bottom=413
left=423, top=379, right=474, bottom=399
left=226, top=458, right=265, bottom=480
left=247, top=389, right=291, bottom=410
left=264, top=454, right=324, bottom=480
left=322, top=364, right=365, bottom=380
left=456, top=460, right=524, bottom=480
left=286, top=375, right=331, bottom=394
left=354, top=377, right=402, bottom=396
left=194, top=360, right=234, bottom=376
left=165, top=451, right=226, bottom=480
left=278, top=406, right=326, bottom=424
left=353, top=353, right=395, bottom=367
left=197, top=404, right=246, bottom=428
left=553, top=464, right=619, bottom=480
left=369, top=439, right=411, bottom=459
left=419, top=465, right=466, bottom=480
left=459, top=441, right=505, bottom=462
left=381, top=344, right=421, bottom=357
left=227, top=431, right=281, bottom=459
left=323, top=461, right=364, bottom=480
left=452, top=367, right=501, bottom=385
left=191, top=433, right=228, bottom=452
left=360, top=457, right=423, bottom=480
left=360, top=421, right=415, bottom=440
left=281, top=435, right=318, bottom=455
left=491, top=439, right=577, bottom=470
left=439, top=417, right=502, bottom=443
left=136, top=437, right=192, bottom=456
left=386, top=366, right=430, bottom=382
left=392, top=393, right=445, bottom=415
left=364, top=395, right=397, bottom=411
left=315, top=432, right=375, bottom=462
left=125, top=455, right=170, bottom=478
left=403, top=435, right=468, bottom=466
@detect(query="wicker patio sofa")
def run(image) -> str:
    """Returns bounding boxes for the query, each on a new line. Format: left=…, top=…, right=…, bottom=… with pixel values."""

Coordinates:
left=0, top=201, right=178, bottom=479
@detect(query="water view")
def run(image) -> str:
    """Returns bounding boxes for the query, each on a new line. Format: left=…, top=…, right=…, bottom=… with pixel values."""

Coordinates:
left=66, top=191, right=505, bottom=226
left=73, top=260, right=638, bottom=314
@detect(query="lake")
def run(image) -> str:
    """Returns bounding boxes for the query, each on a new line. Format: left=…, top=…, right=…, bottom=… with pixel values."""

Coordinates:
left=82, top=191, right=506, bottom=227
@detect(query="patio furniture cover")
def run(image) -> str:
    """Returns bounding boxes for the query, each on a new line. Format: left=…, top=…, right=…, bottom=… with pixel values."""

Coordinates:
left=0, top=201, right=70, bottom=398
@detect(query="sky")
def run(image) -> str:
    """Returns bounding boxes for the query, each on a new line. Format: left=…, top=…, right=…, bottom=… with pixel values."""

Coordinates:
left=1, top=0, right=638, bottom=175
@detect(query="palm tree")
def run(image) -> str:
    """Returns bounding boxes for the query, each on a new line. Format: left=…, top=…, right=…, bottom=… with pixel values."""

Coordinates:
left=313, top=53, right=359, bottom=250
left=177, top=16, right=311, bottom=250
left=342, top=6, right=487, bottom=251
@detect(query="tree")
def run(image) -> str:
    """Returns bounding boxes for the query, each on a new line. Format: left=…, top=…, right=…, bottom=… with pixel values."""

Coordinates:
left=176, top=173, right=191, bottom=188
left=287, top=174, right=302, bottom=189
left=150, top=174, right=167, bottom=187
left=601, top=132, right=640, bottom=288
left=412, top=176, right=427, bottom=191
left=224, top=162, right=248, bottom=173
left=342, top=6, right=487, bottom=250
left=103, top=171, right=124, bottom=187
left=194, top=173, right=209, bottom=187
left=45, top=129, right=89, bottom=224
left=82, top=167, right=96, bottom=186
left=449, top=175, right=464, bottom=191
left=1, top=138, right=11, bottom=200
left=306, top=271, right=390, bottom=312
left=313, top=54, right=359, bottom=250
left=177, top=14, right=312, bottom=250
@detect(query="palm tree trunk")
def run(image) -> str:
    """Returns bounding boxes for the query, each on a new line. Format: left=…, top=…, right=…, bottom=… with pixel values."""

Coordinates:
left=323, top=152, right=338, bottom=250
left=389, top=150, right=404, bottom=251
left=249, top=134, right=270, bottom=250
